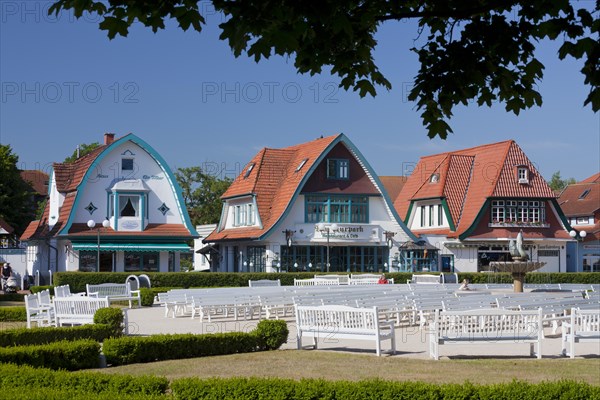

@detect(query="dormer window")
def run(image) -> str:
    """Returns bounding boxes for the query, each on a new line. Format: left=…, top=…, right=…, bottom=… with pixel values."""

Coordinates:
left=517, top=166, right=529, bottom=184
left=430, top=173, right=439, bottom=183
left=327, top=159, right=349, bottom=179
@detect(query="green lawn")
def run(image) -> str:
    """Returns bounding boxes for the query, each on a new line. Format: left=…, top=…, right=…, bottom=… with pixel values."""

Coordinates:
left=95, top=350, right=600, bottom=385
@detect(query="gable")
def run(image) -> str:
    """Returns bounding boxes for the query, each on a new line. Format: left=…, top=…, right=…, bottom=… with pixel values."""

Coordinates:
left=301, top=142, right=379, bottom=195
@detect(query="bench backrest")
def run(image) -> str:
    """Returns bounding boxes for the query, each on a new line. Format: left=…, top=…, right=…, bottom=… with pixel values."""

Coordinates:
left=411, top=274, right=442, bottom=284
left=249, top=279, right=281, bottom=287
left=315, top=274, right=349, bottom=285
left=295, top=305, right=380, bottom=332
left=570, top=307, right=600, bottom=333
left=86, top=282, right=131, bottom=296
left=53, top=297, right=110, bottom=316
left=435, top=308, right=543, bottom=338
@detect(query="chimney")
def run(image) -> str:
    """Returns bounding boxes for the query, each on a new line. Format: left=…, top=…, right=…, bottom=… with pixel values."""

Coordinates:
left=104, top=133, right=115, bottom=145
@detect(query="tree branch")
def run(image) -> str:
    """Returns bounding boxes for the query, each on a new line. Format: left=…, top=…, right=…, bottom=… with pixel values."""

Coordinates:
left=376, top=1, right=512, bottom=22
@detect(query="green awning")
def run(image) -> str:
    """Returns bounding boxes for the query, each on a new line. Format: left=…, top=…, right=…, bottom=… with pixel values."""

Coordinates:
left=71, top=243, right=191, bottom=252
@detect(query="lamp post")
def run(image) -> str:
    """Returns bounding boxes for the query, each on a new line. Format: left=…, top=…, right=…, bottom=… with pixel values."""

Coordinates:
left=317, top=223, right=338, bottom=272
left=384, top=231, right=395, bottom=273
left=569, top=229, right=587, bottom=272
left=87, top=218, right=110, bottom=272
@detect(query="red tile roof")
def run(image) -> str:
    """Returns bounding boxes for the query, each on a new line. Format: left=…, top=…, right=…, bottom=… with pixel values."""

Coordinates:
left=395, top=140, right=561, bottom=238
left=558, top=180, right=600, bottom=217
left=207, top=134, right=343, bottom=242
left=53, top=145, right=107, bottom=192
left=19, top=170, right=49, bottom=195
left=580, top=173, right=600, bottom=184
left=379, top=176, right=408, bottom=203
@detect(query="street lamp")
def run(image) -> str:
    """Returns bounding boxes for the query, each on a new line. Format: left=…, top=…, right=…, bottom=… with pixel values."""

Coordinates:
left=317, top=222, right=338, bottom=272
left=569, top=229, right=587, bottom=272
left=87, top=218, right=110, bottom=272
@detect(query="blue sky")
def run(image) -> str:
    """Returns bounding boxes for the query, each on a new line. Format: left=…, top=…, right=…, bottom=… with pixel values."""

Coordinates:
left=1, top=2, right=598, bottom=182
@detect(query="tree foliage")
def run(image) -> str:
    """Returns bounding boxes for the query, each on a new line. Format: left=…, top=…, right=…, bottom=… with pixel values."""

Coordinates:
left=548, top=170, right=577, bottom=192
left=48, top=1, right=599, bottom=139
left=175, top=166, right=231, bottom=226
left=0, top=145, right=35, bottom=234
left=63, top=142, right=100, bottom=163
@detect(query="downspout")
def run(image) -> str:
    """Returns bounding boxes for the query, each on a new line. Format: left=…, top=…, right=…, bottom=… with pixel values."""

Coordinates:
left=45, top=239, right=58, bottom=286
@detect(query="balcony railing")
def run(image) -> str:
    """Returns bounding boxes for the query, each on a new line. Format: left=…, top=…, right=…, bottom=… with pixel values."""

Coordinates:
left=488, top=221, right=549, bottom=228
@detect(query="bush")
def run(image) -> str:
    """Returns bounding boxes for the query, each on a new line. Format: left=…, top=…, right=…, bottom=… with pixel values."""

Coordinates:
left=0, top=324, right=117, bottom=346
left=0, top=306, right=26, bottom=322
left=140, top=287, right=154, bottom=307
left=29, top=285, right=55, bottom=295
left=253, top=320, right=289, bottom=350
left=0, top=292, right=25, bottom=302
left=0, top=339, right=101, bottom=370
left=0, top=388, right=168, bottom=400
left=103, top=320, right=289, bottom=366
left=0, top=363, right=169, bottom=397
left=93, top=307, right=124, bottom=337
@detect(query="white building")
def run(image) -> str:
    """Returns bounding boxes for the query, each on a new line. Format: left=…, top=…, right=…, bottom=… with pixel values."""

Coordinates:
left=21, top=133, right=197, bottom=281
left=205, top=134, right=416, bottom=273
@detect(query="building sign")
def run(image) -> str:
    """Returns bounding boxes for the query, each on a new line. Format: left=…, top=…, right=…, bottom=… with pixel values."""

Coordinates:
left=312, top=224, right=378, bottom=242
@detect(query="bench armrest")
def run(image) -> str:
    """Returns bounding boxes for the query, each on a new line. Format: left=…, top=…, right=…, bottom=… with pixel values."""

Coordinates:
left=130, top=290, right=141, bottom=296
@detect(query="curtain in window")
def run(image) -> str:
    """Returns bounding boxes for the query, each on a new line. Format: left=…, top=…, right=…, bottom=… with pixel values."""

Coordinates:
left=120, top=195, right=139, bottom=217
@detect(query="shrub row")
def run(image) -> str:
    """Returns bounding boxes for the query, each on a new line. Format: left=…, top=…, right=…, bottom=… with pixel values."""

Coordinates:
left=29, top=285, right=55, bottom=295
left=1, top=388, right=167, bottom=400
left=0, top=306, right=26, bottom=322
left=0, top=324, right=118, bottom=347
left=0, top=363, right=597, bottom=399
left=55, top=271, right=600, bottom=290
left=0, top=363, right=169, bottom=397
left=0, top=339, right=101, bottom=370
left=0, top=292, right=25, bottom=302
left=103, top=319, right=288, bottom=366
left=170, top=378, right=600, bottom=400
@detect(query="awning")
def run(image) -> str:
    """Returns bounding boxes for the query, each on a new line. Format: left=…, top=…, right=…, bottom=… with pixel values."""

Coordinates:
left=196, top=244, right=220, bottom=255
left=71, top=243, right=192, bottom=252
left=398, top=241, right=438, bottom=251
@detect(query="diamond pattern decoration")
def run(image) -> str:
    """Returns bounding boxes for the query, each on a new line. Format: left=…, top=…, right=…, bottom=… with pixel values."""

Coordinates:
left=158, top=203, right=170, bottom=215
left=85, top=202, right=98, bottom=215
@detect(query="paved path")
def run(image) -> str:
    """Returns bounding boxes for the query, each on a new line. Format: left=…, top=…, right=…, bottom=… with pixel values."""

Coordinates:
left=123, top=305, right=600, bottom=360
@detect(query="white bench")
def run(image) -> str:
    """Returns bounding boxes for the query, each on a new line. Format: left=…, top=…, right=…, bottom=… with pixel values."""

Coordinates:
left=562, top=307, right=600, bottom=358
left=295, top=305, right=396, bottom=356
left=429, top=308, right=544, bottom=360
left=294, top=278, right=340, bottom=286
left=54, top=284, right=86, bottom=297
left=249, top=279, right=281, bottom=287
left=86, top=282, right=141, bottom=308
left=409, top=274, right=442, bottom=284
left=52, top=297, right=110, bottom=326
left=315, top=274, right=349, bottom=285
left=24, top=293, right=54, bottom=328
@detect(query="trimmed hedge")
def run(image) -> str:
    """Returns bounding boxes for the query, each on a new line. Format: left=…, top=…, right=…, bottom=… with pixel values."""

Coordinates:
left=29, top=285, right=55, bottom=295
left=103, top=319, right=288, bottom=366
left=1, top=388, right=167, bottom=400
left=170, top=378, right=600, bottom=400
left=0, top=339, right=101, bottom=370
left=0, top=363, right=169, bottom=397
left=0, top=292, right=25, bottom=302
left=94, top=307, right=125, bottom=337
left=55, top=271, right=600, bottom=291
left=0, top=324, right=118, bottom=347
left=140, top=287, right=154, bottom=306
left=0, top=306, right=26, bottom=322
